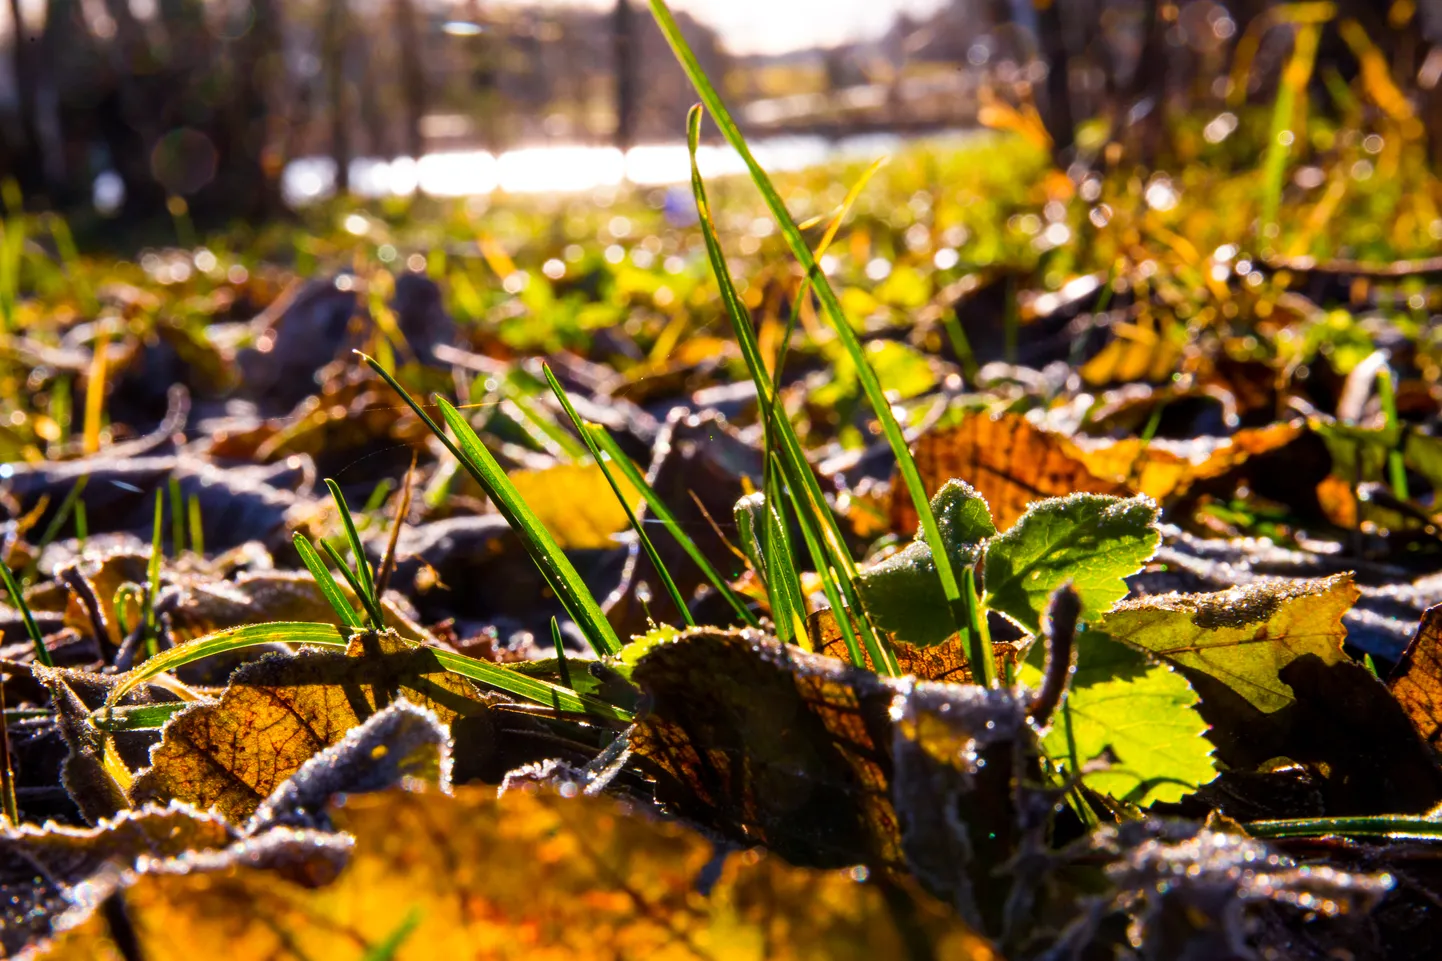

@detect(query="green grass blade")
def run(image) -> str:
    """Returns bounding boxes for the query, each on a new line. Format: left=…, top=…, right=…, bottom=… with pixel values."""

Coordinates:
left=293, top=533, right=365, bottom=629
left=586, top=424, right=758, bottom=627
left=325, top=478, right=379, bottom=608
left=108, top=621, right=352, bottom=705
left=187, top=495, right=203, bottom=554
left=550, top=617, right=573, bottom=690
left=429, top=647, right=630, bottom=722
left=360, top=354, right=623, bottom=656
left=141, top=489, right=164, bottom=659
left=90, top=701, right=194, bottom=732
left=168, top=475, right=184, bottom=557
left=543, top=363, right=693, bottom=627
left=1248, top=814, right=1442, bottom=842
left=435, top=397, right=623, bottom=656
left=685, top=105, right=894, bottom=671
left=781, top=458, right=864, bottom=664
left=363, top=908, right=424, bottom=961
left=320, top=538, right=387, bottom=629
left=104, top=618, right=629, bottom=724
left=0, top=561, right=53, bottom=667
left=659, top=20, right=967, bottom=670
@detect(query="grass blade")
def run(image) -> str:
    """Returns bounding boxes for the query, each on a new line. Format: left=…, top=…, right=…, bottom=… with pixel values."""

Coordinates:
left=661, top=25, right=963, bottom=677
left=586, top=424, right=758, bottom=627
left=108, top=621, right=352, bottom=704
left=550, top=617, right=573, bottom=690
left=1248, top=815, right=1442, bottom=842
left=376, top=454, right=417, bottom=599
left=89, top=701, right=194, bottom=732
left=168, top=475, right=184, bottom=557
left=543, top=363, right=693, bottom=627
left=104, top=619, right=630, bottom=724
left=140, top=490, right=164, bottom=660
left=82, top=330, right=110, bottom=456
left=325, top=478, right=379, bottom=609
left=360, top=353, right=622, bottom=657
left=435, top=396, right=624, bottom=655
left=320, top=538, right=386, bottom=629
left=293, top=533, right=365, bottom=629
left=1, top=560, right=54, bottom=668
left=684, top=106, right=896, bottom=673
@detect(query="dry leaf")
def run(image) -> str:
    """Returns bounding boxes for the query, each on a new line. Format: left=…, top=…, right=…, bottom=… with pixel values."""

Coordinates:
left=1068, top=422, right=1302, bottom=501
left=130, top=631, right=497, bottom=822
left=1390, top=605, right=1442, bottom=753
left=806, top=608, right=1020, bottom=684
left=1101, top=574, right=1359, bottom=713
left=508, top=462, right=641, bottom=550
left=893, top=413, right=1128, bottom=533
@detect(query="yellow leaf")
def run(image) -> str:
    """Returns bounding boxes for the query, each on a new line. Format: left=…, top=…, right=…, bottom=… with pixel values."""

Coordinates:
left=509, top=462, right=641, bottom=550
left=40, top=786, right=994, bottom=961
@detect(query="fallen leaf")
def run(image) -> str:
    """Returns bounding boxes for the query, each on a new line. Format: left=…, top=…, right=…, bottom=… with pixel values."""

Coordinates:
left=40, top=784, right=994, bottom=961
left=130, top=630, right=498, bottom=822
left=1389, top=604, right=1442, bottom=753
left=807, top=608, right=1021, bottom=683
left=1067, top=422, right=1302, bottom=501
left=507, top=461, right=642, bottom=550
left=5, top=700, right=450, bottom=958
left=628, top=628, right=902, bottom=870
left=892, top=412, right=1130, bottom=534
left=1100, top=574, right=1359, bottom=713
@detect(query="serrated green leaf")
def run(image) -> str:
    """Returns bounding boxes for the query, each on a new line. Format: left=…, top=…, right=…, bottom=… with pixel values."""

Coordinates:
left=1025, top=631, right=1215, bottom=806
left=983, top=494, right=1159, bottom=634
left=856, top=480, right=996, bottom=647
left=1099, top=573, right=1358, bottom=713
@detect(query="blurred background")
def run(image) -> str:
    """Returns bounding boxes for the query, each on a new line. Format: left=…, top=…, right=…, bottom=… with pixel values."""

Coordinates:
left=2, top=0, right=1440, bottom=222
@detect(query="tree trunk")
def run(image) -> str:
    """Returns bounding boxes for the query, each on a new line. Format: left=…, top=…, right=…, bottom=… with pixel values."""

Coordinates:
left=1034, top=0, right=1074, bottom=160
left=395, top=0, right=426, bottom=160
left=613, top=0, right=635, bottom=150
left=323, top=0, right=351, bottom=193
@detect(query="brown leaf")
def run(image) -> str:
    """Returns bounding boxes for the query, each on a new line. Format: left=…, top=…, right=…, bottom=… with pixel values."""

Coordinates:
left=1068, top=422, right=1302, bottom=501
left=1390, top=605, right=1442, bottom=753
left=629, top=628, right=903, bottom=870
left=130, top=631, right=498, bottom=823
left=806, top=608, right=1021, bottom=684
left=892, top=412, right=1128, bottom=533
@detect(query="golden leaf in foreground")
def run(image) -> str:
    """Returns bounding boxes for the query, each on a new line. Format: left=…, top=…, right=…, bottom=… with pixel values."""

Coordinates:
left=130, top=631, right=497, bottom=823
left=1100, top=574, right=1359, bottom=713
left=39, top=787, right=994, bottom=961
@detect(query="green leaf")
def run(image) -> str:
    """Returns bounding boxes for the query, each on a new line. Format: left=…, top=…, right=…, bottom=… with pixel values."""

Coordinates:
left=856, top=480, right=995, bottom=647
left=1024, top=631, right=1215, bottom=806
left=1099, top=573, right=1358, bottom=713
left=983, top=494, right=1159, bottom=634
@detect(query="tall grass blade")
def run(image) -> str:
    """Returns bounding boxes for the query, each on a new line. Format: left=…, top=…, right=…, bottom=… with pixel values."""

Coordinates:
left=586, top=424, right=758, bottom=626
left=319, top=538, right=386, bottom=629
left=186, top=495, right=202, bottom=554
left=33, top=476, right=87, bottom=559
left=685, top=106, right=896, bottom=673
left=735, top=492, right=806, bottom=644
left=779, top=456, right=865, bottom=663
left=292, top=533, right=365, bottom=629
left=89, top=701, right=193, bottom=732
left=376, top=455, right=417, bottom=599
left=434, top=396, right=623, bottom=655
left=661, top=24, right=967, bottom=677
left=359, top=354, right=622, bottom=657
left=543, top=363, right=693, bottom=627
left=0, top=561, right=53, bottom=667
left=325, top=478, right=379, bottom=609
left=141, top=490, right=164, bottom=660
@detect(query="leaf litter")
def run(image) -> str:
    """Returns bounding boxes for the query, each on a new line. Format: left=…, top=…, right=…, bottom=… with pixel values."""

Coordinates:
left=4, top=4, right=1442, bottom=956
